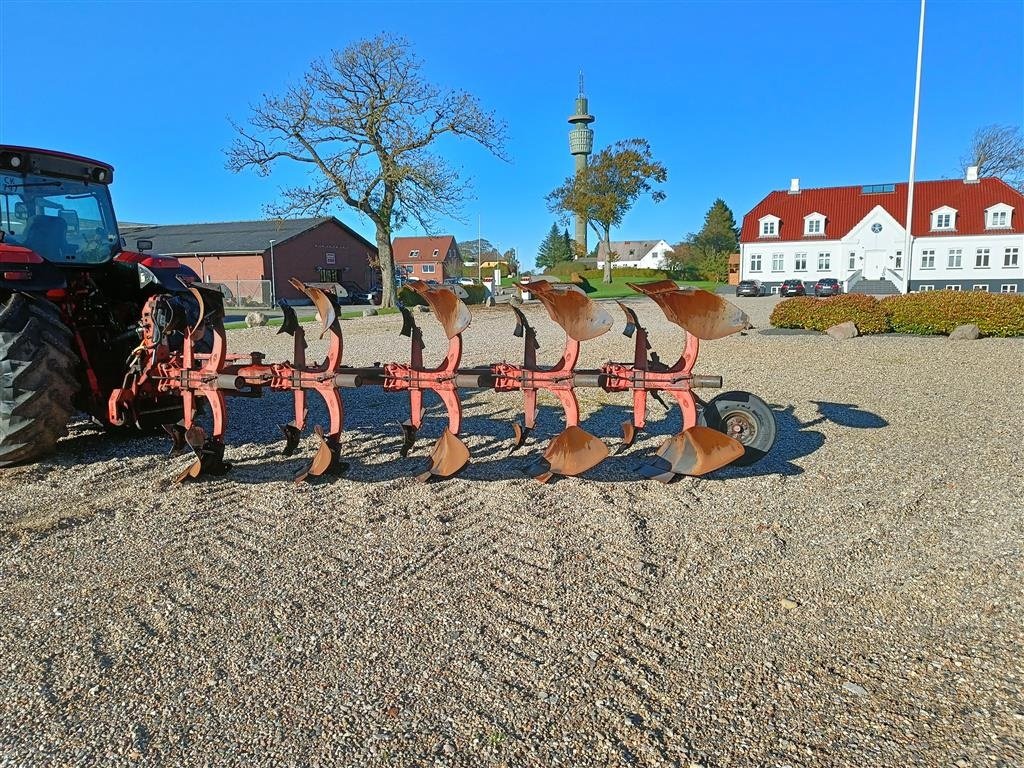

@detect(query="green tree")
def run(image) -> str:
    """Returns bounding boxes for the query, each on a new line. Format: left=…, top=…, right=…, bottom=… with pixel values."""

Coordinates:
left=547, top=138, right=667, bottom=283
left=503, top=248, right=520, bottom=275
left=458, top=238, right=500, bottom=264
left=536, top=223, right=572, bottom=270
left=686, top=198, right=739, bottom=282
left=226, top=33, right=507, bottom=308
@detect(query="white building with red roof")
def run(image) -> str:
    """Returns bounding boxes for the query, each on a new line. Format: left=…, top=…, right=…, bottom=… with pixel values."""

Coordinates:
left=739, top=168, right=1023, bottom=294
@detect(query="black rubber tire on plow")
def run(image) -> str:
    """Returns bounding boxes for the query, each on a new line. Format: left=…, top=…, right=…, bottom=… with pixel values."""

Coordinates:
left=0, top=293, right=80, bottom=466
left=702, top=390, right=777, bottom=467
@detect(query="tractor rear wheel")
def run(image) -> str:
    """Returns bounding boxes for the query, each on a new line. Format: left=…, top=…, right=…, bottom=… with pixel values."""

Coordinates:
left=0, top=293, right=80, bottom=466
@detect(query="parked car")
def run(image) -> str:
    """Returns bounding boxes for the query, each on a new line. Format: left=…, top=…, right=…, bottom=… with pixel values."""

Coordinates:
left=340, top=281, right=371, bottom=305
left=814, top=278, right=843, bottom=297
left=779, top=279, right=807, bottom=297
left=459, top=277, right=479, bottom=286
left=735, top=280, right=763, bottom=297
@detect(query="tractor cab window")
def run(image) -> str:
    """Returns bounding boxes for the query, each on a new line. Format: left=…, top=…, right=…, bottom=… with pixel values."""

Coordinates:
left=0, top=171, right=119, bottom=264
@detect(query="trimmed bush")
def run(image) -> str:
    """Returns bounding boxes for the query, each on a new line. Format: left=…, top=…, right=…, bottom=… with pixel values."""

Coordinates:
left=398, top=284, right=491, bottom=307
left=581, top=267, right=669, bottom=279
left=397, top=285, right=426, bottom=307
left=542, top=264, right=669, bottom=280
left=881, top=290, right=1024, bottom=337
left=769, top=294, right=889, bottom=334
left=463, top=284, right=489, bottom=305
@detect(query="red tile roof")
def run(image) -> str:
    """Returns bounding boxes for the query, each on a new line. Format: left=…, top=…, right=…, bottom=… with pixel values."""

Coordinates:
left=740, top=178, right=1023, bottom=242
left=392, top=236, right=457, bottom=263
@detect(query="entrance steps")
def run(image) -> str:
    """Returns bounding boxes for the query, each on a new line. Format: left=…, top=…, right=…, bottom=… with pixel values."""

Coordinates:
left=849, top=279, right=899, bottom=296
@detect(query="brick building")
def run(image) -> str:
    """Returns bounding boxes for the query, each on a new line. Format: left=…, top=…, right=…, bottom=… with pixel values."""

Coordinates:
left=122, top=217, right=378, bottom=302
left=392, top=236, right=462, bottom=281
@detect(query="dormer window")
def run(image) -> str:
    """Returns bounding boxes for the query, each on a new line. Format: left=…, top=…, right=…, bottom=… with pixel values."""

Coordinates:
left=803, top=212, right=825, bottom=236
left=410, top=249, right=420, bottom=258
left=432, top=249, right=440, bottom=257
left=931, top=206, right=957, bottom=231
left=986, top=203, right=1013, bottom=229
left=759, top=215, right=780, bottom=238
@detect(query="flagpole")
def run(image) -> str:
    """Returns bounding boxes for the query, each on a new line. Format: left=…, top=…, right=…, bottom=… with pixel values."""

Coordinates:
left=902, top=0, right=926, bottom=294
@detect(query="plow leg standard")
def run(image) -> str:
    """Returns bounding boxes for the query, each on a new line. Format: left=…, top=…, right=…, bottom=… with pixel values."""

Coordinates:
left=109, top=278, right=774, bottom=483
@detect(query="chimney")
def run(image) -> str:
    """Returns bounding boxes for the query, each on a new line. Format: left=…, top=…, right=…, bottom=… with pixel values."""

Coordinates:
left=965, top=165, right=979, bottom=184
left=789, top=178, right=800, bottom=194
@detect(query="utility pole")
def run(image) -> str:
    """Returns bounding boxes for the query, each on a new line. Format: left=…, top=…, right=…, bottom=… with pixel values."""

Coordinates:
left=268, top=239, right=277, bottom=306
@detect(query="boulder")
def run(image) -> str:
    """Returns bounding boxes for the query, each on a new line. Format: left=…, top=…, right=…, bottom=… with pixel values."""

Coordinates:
left=826, top=321, right=859, bottom=340
left=948, top=323, right=980, bottom=340
left=361, top=308, right=378, bottom=317
left=244, top=311, right=268, bottom=328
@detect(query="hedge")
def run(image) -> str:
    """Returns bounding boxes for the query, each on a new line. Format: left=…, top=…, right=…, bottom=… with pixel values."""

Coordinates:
left=881, top=290, right=1024, bottom=337
left=542, top=263, right=669, bottom=280
left=769, top=290, right=1024, bottom=337
left=769, top=294, right=890, bottom=334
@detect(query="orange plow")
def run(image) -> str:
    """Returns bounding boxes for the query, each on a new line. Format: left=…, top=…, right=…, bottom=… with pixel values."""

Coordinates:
left=108, top=278, right=775, bottom=484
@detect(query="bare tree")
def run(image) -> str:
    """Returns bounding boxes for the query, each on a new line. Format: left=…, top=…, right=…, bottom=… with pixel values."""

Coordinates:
left=227, top=34, right=507, bottom=307
left=960, top=124, right=1024, bottom=191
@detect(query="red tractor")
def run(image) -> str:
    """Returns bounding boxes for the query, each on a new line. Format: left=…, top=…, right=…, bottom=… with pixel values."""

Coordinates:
left=0, top=146, right=200, bottom=465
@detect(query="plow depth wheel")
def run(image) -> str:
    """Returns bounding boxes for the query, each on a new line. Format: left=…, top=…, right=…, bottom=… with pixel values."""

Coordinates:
left=702, top=391, right=776, bottom=467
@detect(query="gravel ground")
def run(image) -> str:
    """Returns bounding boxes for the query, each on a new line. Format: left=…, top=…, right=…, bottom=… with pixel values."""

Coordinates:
left=1, top=295, right=1021, bottom=767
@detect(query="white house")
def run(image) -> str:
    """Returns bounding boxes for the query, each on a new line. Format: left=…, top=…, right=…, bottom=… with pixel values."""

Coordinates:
left=739, top=170, right=1023, bottom=294
left=595, top=239, right=674, bottom=270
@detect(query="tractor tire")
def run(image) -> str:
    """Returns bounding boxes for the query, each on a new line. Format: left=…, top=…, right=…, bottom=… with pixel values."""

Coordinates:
left=0, top=293, right=81, bottom=466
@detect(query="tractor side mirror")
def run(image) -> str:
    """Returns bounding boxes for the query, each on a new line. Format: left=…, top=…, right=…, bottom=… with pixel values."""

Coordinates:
left=136, top=239, right=153, bottom=252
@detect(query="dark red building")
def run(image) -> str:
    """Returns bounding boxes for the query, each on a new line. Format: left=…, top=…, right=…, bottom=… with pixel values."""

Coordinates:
left=122, top=217, right=378, bottom=302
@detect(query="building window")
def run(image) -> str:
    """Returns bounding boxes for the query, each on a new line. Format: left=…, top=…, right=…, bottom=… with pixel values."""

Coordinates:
left=817, top=252, right=830, bottom=270
left=976, top=248, right=990, bottom=268
left=772, top=253, right=784, bottom=271
left=1001, top=284, right=1019, bottom=293
left=918, top=285, right=935, bottom=292
left=325, top=251, right=336, bottom=265
left=931, top=208, right=956, bottom=230
left=945, top=284, right=961, bottom=291
left=750, top=253, right=762, bottom=272
left=1005, top=248, right=1019, bottom=267
left=947, top=249, right=962, bottom=268
left=432, top=249, right=440, bottom=257
left=920, top=250, right=935, bottom=269
left=848, top=252, right=856, bottom=270
left=795, top=253, right=807, bottom=271
left=410, top=249, right=420, bottom=258
left=894, top=251, right=903, bottom=269
left=421, top=263, right=436, bottom=274
left=805, top=217, right=823, bottom=235
left=987, top=207, right=1011, bottom=228
left=973, top=284, right=988, bottom=291
left=762, top=221, right=776, bottom=236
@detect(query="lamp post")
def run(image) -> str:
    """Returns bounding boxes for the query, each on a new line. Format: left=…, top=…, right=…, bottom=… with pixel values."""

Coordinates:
left=268, top=239, right=277, bottom=306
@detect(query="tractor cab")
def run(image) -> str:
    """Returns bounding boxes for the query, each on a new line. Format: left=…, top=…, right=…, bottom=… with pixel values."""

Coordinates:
left=0, top=147, right=119, bottom=266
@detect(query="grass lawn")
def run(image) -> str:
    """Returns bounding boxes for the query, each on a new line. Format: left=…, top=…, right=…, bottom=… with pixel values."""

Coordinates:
left=582, top=277, right=722, bottom=300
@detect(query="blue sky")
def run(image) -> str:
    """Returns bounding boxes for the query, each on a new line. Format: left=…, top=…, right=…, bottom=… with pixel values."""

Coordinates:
left=1, top=1, right=1021, bottom=269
